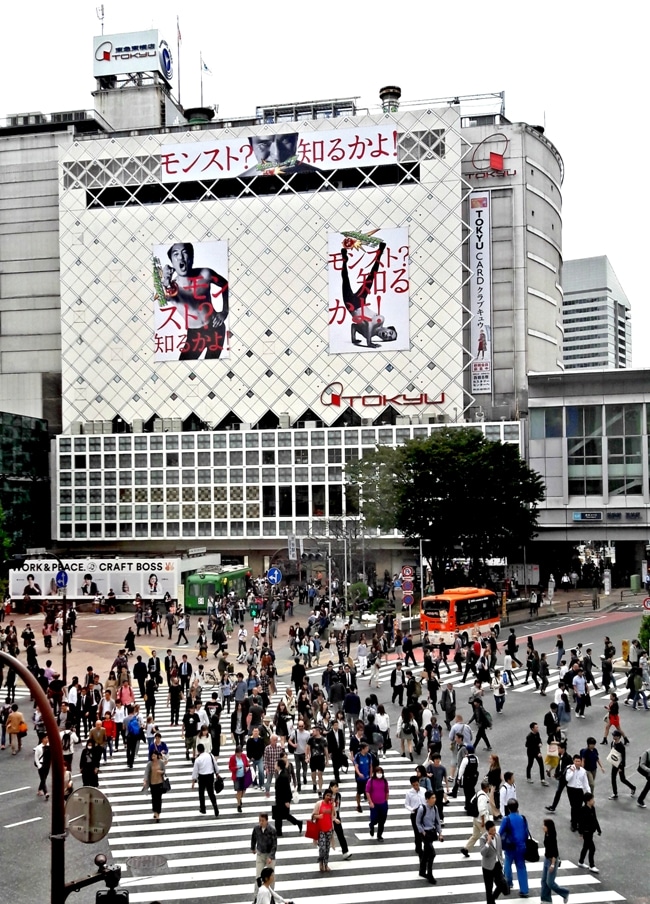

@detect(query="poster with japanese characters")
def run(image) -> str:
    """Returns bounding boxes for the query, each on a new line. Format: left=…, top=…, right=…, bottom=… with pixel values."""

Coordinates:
left=327, top=227, right=410, bottom=354
left=160, top=124, right=397, bottom=182
left=152, top=240, right=229, bottom=362
left=469, top=192, right=492, bottom=394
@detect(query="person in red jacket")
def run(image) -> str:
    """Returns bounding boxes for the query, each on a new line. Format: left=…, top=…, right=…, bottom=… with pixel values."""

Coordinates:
left=228, top=745, right=251, bottom=812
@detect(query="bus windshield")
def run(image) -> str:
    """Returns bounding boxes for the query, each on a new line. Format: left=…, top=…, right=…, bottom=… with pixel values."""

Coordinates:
left=422, top=600, right=450, bottom=620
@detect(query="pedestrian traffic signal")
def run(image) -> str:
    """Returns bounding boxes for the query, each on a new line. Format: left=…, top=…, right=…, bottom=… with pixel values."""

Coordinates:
left=301, top=552, right=323, bottom=561
left=250, top=603, right=259, bottom=617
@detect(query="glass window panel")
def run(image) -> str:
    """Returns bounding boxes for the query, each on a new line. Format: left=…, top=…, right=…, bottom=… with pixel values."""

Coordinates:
left=278, top=450, right=291, bottom=464
left=245, top=433, right=259, bottom=447
left=261, top=433, right=275, bottom=447
left=166, top=470, right=179, bottom=484
left=295, top=432, right=308, bottom=447
left=278, top=468, right=292, bottom=482
left=214, top=452, right=227, bottom=465
left=328, top=448, right=342, bottom=463
left=231, top=504, right=243, bottom=518
left=605, top=405, right=624, bottom=436
left=134, top=453, right=147, bottom=467
left=295, top=485, right=309, bottom=517
left=230, top=469, right=243, bottom=483
left=625, top=405, right=641, bottom=435
left=312, top=467, right=326, bottom=481
left=263, top=486, right=276, bottom=517
left=134, top=437, right=148, bottom=450
left=150, top=437, right=163, bottom=450
left=262, top=450, right=275, bottom=464
left=166, top=452, right=179, bottom=467
left=278, top=432, right=291, bottom=447
left=345, top=447, right=359, bottom=463
left=246, top=521, right=260, bottom=535
left=262, top=468, right=275, bottom=483
left=311, top=432, right=325, bottom=446
left=327, top=431, right=342, bottom=446
left=198, top=469, right=211, bottom=484
left=311, top=449, right=325, bottom=464
left=545, top=408, right=562, bottom=437
left=151, top=470, right=163, bottom=484
left=294, top=449, right=309, bottom=464
left=247, top=485, right=259, bottom=500
left=246, top=469, right=259, bottom=483
left=119, top=437, right=132, bottom=450
left=89, top=454, right=102, bottom=469
left=230, top=451, right=243, bottom=465
left=279, top=486, right=292, bottom=517
left=182, top=435, right=195, bottom=449
left=182, top=470, right=195, bottom=484
left=530, top=409, right=545, bottom=440
left=246, top=450, right=259, bottom=465
left=312, top=485, right=325, bottom=516
left=166, top=435, right=178, bottom=449
left=328, top=485, right=343, bottom=516
left=182, top=452, right=195, bottom=466
left=198, top=451, right=211, bottom=466
left=328, top=467, right=343, bottom=481
left=214, top=469, right=227, bottom=483
left=229, top=433, right=242, bottom=448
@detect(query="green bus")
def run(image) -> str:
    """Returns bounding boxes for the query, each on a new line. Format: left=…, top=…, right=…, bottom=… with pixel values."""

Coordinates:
left=184, top=566, right=252, bottom=613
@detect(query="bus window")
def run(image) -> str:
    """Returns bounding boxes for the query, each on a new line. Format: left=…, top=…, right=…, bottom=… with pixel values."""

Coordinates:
left=188, top=582, right=201, bottom=598
left=423, top=600, right=450, bottom=621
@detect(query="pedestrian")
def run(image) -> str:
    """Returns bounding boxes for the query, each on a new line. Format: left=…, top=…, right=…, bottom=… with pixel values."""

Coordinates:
left=602, top=692, right=628, bottom=745
left=255, top=867, right=294, bottom=904
left=176, top=614, right=189, bottom=645
left=506, top=628, right=522, bottom=668
left=577, top=792, right=602, bottom=872
left=539, top=818, right=570, bottom=903
left=579, top=737, right=605, bottom=793
left=607, top=729, right=636, bottom=799
left=565, top=753, right=590, bottom=830
left=397, top=707, right=416, bottom=761
left=390, top=661, right=406, bottom=706
left=34, top=735, right=51, bottom=800
left=457, top=743, right=480, bottom=812
left=491, top=670, right=506, bottom=713
left=469, top=699, right=493, bottom=751
left=480, top=820, right=505, bottom=904
left=366, top=763, right=390, bottom=840
left=635, top=746, right=650, bottom=808
left=353, top=741, right=373, bottom=812
left=247, top=726, right=266, bottom=789
left=229, top=744, right=251, bottom=813
left=416, top=790, right=444, bottom=884
left=310, top=787, right=335, bottom=873
left=167, top=676, right=182, bottom=726
left=191, top=743, right=220, bottom=817
left=425, top=752, right=449, bottom=823
left=6, top=703, right=26, bottom=755
left=328, top=780, right=352, bottom=860
left=404, top=774, right=427, bottom=858
left=525, top=721, right=548, bottom=785
left=143, top=750, right=167, bottom=821
left=80, top=739, right=100, bottom=787
left=274, top=755, right=302, bottom=836
left=555, top=634, right=565, bottom=669
left=460, top=779, right=491, bottom=858
left=251, top=813, right=277, bottom=894
left=307, top=724, right=328, bottom=795
left=499, top=799, right=529, bottom=897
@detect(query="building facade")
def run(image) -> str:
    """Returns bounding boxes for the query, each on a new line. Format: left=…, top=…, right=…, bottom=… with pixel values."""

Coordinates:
left=562, top=256, right=632, bottom=370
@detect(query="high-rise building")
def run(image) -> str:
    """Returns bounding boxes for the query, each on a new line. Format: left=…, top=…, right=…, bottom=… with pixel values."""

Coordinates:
left=562, top=256, right=632, bottom=370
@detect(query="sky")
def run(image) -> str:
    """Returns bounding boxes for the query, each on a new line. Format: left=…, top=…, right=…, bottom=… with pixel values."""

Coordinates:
left=2, top=1, right=645, bottom=364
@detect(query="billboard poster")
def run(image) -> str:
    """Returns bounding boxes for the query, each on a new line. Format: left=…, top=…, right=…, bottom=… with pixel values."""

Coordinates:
left=469, top=192, right=492, bottom=394
left=160, top=124, right=397, bottom=183
left=327, top=227, right=409, bottom=354
left=152, top=241, right=229, bottom=362
left=9, top=558, right=180, bottom=600
left=93, top=30, right=173, bottom=81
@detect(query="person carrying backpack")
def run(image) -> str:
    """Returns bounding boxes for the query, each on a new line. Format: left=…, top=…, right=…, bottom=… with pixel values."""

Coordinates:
left=460, top=779, right=491, bottom=857
left=457, top=744, right=480, bottom=812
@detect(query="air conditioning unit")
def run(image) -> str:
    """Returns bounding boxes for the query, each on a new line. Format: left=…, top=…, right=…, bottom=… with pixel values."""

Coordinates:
left=132, top=418, right=144, bottom=433
left=279, top=414, right=290, bottom=428
left=52, top=111, right=88, bottom=124
left=303, top=420, right=317, bottom=429
left=361, top=418, right=374, bottom=426
left=162, top=419, right=173, bottom=432
left=102, top=420, right=113, bottom=433
left=70, top=421, right=83, bottom=435
left=396, top=416, right=410, bottom=425
left=93, top=420, right=104, bottom=434
left=153, top=418, right=163, bottom=432
left=171, top=418, right=182, bottom=432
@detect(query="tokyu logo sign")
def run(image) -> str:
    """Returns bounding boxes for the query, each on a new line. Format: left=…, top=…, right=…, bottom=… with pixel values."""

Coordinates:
left=320, top=382, right=445, bottom=408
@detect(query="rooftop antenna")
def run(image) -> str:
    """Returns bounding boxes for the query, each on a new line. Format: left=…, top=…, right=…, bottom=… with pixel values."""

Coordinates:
left=96, top=4, right=105, bottom=34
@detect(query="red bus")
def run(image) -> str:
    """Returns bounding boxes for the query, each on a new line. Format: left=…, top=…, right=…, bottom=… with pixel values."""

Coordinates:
left=420, top=586, right=500, bottom=646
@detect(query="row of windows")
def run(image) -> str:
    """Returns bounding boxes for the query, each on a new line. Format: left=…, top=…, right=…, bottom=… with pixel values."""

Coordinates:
left=533, top=404, right=645, bottom=440
left=59, top=467, right=346, bottom=487
left=60, top=447, right=360, bottom=470
left=59, top=519, right=368, bottom=540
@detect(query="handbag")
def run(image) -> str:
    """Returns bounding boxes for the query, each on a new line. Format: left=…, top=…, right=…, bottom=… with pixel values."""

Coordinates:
left=305, top=818, right=320, bottom=840
left=17, top=721, right=29, bottom=738
left=292, top=790, right=300, bottom=804
left=606, top=748, right=622, bottom=768
left=244, top=768, right=253, bottom=790
left=545, top=742, right=559, bottom=758
left=494, top=861, right=510, bottom=896
left=212, top=755, right=224, bottom=793
left=524, top=834, right=539, bottom=863
left=161, top=776, right=171, bottom=794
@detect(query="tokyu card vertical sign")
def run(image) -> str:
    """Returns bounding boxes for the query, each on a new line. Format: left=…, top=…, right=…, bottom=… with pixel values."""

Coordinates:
left=469, top=192, right=492, bottom=394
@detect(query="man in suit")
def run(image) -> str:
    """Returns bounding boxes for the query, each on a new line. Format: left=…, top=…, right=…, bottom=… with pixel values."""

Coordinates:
left=148, top=650, right=162, bottom=685
left=179, top=654, right=193, bottom=694
left=479, top=821, right=504, bottom=904
left=341, top=664, right=358, bottom=692
left=440, top=683, right=457, bottom=731
left=390, top=662, right=406, bottom=706
left=326, top=718, right=347, bottom=783
left=164, top=649, right=175, bottom=687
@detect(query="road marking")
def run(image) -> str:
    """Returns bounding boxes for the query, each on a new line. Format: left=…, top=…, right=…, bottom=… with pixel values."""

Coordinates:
left=4, top=817, right=42, bottom=828
left=0, top=786, right=30, bottom=796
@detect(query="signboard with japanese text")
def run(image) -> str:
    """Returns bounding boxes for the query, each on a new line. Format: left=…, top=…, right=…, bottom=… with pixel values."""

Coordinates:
left=469, top=192, right=492, bottom=394
left=10, top=558, right=180, bottom=600
left=93, top=30, right=173, bottom=81
left=160, top=124, right=397, bottom=182
left=152, top=241, right=229, bottom=361
left=327, top=227, right=409, bottom=354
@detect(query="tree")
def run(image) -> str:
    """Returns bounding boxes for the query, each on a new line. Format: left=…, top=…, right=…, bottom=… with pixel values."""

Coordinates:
left=348, top=427, right=545, bottom=583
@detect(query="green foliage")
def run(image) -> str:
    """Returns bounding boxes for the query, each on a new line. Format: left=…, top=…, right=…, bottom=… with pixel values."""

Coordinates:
left=0, top=504, right=11, bottom=563
left=369, top=597, right=391, bottom=614
left=348, top=427, right=545, bottom=563
left=348, top=581, right=369, bottom=603
left=638, top=614, right=650, bottom=654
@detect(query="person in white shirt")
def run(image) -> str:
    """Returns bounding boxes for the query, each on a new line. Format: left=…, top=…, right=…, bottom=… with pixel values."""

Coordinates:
left=404, top=774, right=427, bottom=857
left=565, top=754, right=591, bottom=831
left=460, top=780, right=492, bottom=857
left=502, top=652, right=515, bottom=687
left=256, top=867, right=293, bottom=904
left=191, top=743, right=220, bottom=817
left=499, top=771, right=518, bottom=817
left=357, top=639, right=368, bottom=676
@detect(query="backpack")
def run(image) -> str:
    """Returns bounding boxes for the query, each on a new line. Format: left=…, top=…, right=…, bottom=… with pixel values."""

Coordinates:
left=429, top=724, right=441, bottom=745
left=464, top=753, right=479, bottom=779
left=413, top=679, right=422, bottom=698
left=127, top=717, right=141, bottom=737
left=466, top=793, right=479, bottom=818
left=484, top=710, right=493, bottom=729
left=62, top=731, right=72, bottom=752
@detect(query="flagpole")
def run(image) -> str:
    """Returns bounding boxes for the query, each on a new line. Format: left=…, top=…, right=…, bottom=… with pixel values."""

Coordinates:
left=176, top=16, right=181, bottom=105
left=200, top=52, right=204, bottom=107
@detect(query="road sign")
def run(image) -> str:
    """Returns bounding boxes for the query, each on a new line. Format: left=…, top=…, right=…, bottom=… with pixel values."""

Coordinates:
left=402, top=580, right=413, bottom=593
left=267, top=567, right=282, bottom=585
left=66, top=787, right=112, bottom=843
left=644, top=598, right=650, bottom=611
left=403, top=593, right=414, bottom=607
left=55, top=570, right=68, bottom=589
left=402, top=566, right=414, bottom=578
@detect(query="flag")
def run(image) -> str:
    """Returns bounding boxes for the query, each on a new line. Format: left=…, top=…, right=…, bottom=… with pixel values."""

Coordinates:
left=177, top=16, right=181, bottom=43
left=202, top=59, right=212, bottom=74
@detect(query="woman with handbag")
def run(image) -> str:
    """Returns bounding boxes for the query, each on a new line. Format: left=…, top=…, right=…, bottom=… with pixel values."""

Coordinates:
left=228, top=745, right=251, bottom=813
left=540, top=818, right=570, bottom=903
left=310, top=787, right=335, bottom=872
left=480, top=820, right=506, bottom=904
left=143, top=749, right=166, bottom=821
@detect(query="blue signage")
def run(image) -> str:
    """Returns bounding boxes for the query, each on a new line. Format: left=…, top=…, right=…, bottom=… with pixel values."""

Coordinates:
left=572, top=512, right=602, bottom=522
left=267, top=567, right=282, bottom=585
left=55, top=570, right=69, bottom=589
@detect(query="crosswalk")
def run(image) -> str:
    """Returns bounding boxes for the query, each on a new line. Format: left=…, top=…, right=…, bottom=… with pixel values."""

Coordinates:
left=96, top=682, right=626, bottom=904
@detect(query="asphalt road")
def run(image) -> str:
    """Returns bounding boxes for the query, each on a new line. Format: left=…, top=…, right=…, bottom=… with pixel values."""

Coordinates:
left=0, top=602, right=648, bottom=904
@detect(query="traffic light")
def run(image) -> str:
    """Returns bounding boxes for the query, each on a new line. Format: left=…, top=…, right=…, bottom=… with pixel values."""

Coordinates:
left=301, top=551, right=323, bottom=561
left=250, top=602, right=259, bottom=617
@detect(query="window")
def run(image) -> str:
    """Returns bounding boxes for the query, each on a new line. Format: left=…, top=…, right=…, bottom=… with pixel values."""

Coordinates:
left=327, top=431, right=342, bottom=446
left=294, top=449, right=309, bottom=464
left=328, top=448, right=342, bottom=463
left=262, top=450, right=275, bottom=465
left=263, top=487, right=276, bottom=517
left=606, top=404, right=642, bottom=496
left=296, top=485, right=309, bottom=517
left=530, top=407, right=563, bottom=439
left=312, top=485, right=325, bottom=516
left=246, top=450, right=259, bottom=465
left=328, top=485, right=343, bottom=516
left=279, top=486, right=292, bottom=517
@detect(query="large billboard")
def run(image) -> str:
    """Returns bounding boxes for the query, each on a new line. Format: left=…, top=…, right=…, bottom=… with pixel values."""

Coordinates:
left=93, top=30, right=173, bottom=81
left=152, top=241, right=229, bottom=361
left=469, top=192, right=492, bottom=394
left=10, top=558, right=180, bottom=600
left=327, top=227, right=410, bottom=354
left=160, top=124, right=397, bottom=182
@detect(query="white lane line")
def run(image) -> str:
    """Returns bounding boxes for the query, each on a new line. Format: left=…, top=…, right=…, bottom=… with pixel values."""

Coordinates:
left=4, top=817, right=42, bottom=828
left=0, top=786, right=30, bottom=796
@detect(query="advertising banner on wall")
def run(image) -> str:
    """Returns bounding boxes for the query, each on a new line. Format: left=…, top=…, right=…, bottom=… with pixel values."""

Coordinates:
left=469, top=192, right=492, bottom=394
left=327, top=227, right=410, bottom=354
left=10, top=559, right=180, bottom=600
left=93, top=30, right=173, bottom=81
left=152, top=240, right=229, bottom=361
left=160, top=124, right=397, bottom=182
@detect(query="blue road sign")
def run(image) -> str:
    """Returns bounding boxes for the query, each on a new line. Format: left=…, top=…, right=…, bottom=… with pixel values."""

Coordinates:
left=267, top=567, right=282, bottom=585
left=55, top=570, right=69, bottom=589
